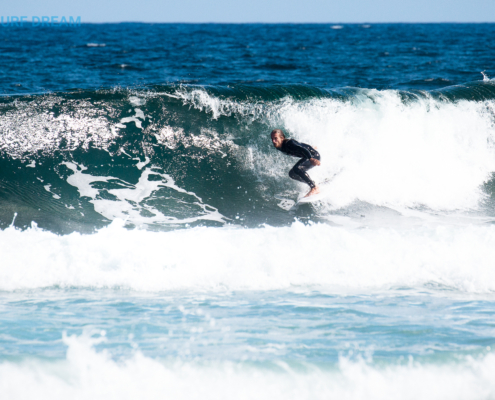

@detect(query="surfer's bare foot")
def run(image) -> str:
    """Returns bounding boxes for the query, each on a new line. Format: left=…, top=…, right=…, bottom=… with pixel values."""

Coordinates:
left=304, top=186, right=320, bottom=197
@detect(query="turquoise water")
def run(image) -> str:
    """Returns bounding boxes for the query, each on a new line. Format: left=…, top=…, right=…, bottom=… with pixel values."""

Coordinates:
left=3, top=287, right=495, bottom=399
left=3, top=290, right=495, bottom=363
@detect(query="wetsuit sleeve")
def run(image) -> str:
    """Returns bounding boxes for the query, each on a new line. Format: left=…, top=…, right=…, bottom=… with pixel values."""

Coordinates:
left=286, top=140, right=313, bottom=160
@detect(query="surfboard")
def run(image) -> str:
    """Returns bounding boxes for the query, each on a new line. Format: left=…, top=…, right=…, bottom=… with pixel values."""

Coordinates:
left=296, top=193, right=325, bottom=204
left=294, top=175, right=337, bottom=205
left=276, top=170, right=341, bottom=210
left=276, top=193, right=322, bottom=210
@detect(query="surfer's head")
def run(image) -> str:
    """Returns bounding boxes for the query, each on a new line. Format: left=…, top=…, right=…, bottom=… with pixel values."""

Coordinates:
left=271, top=129, right=285, bottom=148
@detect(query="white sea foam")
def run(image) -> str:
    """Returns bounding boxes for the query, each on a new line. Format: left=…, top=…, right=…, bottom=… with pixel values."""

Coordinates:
left=1, top=333, right=495, bottom=400
left=119, top=107, right=146, bottom=129
left=154, top=125, right=236, bottom=160
left=1, top=220, right=495, bottom=293
left=0, top=93, right=148, bottom=160
left=43, top=184, right=61, bottom=199
left=171, top=88, right=265, bottom=120
left=0, top=97, right=116, bottom=159
left=276, top=94, right=495, bottom=211
left=177, top=88, right=495, bottom=211
left=62, top=162, right=226, bottom=226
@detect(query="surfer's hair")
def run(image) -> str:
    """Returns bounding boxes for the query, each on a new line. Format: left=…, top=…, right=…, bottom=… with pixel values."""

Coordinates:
left=271, top=129, right=285, bottom=138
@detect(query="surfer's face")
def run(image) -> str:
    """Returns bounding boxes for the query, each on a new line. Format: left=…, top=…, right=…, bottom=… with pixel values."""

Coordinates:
left=271, top=133, right=284, bottom=148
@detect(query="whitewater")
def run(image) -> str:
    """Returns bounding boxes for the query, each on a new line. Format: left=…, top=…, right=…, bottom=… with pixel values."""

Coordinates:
left=2, top=23, right=495, bottom=400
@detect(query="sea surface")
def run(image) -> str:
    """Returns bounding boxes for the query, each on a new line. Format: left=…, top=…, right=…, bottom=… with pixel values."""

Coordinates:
left=2, top=23, right=495, bottom=399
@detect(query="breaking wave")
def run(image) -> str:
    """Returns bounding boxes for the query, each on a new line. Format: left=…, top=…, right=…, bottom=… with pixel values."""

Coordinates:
left=2, top=332, right=495, bottom=400
left=2, top=219, right=495, bottom=293
left=1, top=81, right=495, bottom=232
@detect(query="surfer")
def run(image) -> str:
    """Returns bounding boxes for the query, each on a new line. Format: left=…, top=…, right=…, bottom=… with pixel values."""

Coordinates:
left=271, top=129, right=321, bottom=197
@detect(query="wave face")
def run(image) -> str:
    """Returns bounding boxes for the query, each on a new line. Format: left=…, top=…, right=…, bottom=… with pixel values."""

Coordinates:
left=1, top=82, right=495, bottom=233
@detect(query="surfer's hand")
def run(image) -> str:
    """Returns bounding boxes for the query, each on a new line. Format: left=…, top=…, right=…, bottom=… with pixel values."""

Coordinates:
left=310, top=158, right=320, bottom=166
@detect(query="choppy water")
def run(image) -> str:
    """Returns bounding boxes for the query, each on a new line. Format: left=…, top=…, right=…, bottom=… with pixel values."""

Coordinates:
left=2, top=23, right=495, bottom=399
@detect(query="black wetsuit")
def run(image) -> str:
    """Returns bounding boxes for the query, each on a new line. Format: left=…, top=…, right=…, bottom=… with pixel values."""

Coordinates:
left=277, top=139, right=320, bottom=189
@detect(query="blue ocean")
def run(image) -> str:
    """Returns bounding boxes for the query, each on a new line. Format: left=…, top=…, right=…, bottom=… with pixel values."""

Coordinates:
left=2, top=23, right=495, bottom=399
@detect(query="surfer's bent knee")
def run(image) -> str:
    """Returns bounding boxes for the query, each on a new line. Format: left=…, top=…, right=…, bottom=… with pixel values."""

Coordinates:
left=289, top=165, right=315, bottom=188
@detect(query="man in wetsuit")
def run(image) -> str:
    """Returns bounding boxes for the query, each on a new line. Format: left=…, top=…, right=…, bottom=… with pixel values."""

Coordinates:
left=271, top=129, right=321, bottom=197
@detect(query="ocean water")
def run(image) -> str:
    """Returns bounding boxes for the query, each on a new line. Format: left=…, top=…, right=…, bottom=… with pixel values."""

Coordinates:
left=2, top=23, right=495, bottom=399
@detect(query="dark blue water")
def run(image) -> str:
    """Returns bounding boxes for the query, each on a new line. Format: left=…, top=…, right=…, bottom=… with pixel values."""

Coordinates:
left=1, top=23, right=494, bottom=95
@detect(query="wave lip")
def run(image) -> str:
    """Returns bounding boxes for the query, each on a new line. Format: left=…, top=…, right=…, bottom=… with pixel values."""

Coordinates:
left=430, top=80, right=495, bottom=102
left=166, top=80, right=495, bottom=103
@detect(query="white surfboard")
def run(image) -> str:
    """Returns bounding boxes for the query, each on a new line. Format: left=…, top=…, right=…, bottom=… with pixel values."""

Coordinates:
left=296, top=169, right=343, bottom=203
left=276, top=170, right=341, bottom=210
left=296, top=193, right=325, bottom=204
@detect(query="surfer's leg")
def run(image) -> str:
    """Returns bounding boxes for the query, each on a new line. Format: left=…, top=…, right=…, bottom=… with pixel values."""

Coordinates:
left=289, top=159, right=316, bottom=188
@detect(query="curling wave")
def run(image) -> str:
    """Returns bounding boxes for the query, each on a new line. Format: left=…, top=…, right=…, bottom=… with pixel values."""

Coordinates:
left=1, top=81, right=495, bottom=232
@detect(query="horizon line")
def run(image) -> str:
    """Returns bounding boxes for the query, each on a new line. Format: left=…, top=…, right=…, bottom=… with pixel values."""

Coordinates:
left=3, top=20, right=495, bottom=25
left=56, top=21, right=495, bottom=24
